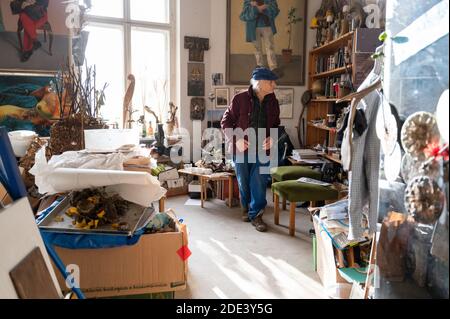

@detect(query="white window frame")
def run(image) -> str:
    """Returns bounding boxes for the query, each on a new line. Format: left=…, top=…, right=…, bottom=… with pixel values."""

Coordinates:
left=83, top=0, right=177, bottom=119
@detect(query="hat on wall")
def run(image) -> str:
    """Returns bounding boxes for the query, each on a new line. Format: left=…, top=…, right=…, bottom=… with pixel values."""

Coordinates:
left=251, top=67, right=279, bottom=81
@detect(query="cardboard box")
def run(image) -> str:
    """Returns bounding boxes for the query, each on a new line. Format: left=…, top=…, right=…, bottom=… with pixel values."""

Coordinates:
left=313, top=217, right=351, bottom=298
left=165, top=185, right=189, bottom=197
left=188, top=181, right=201, bottom=193
left=0, top=183, right=12, bottom=206
left=53, top=223, right=189, bottom=298
left=167, top=178, right=184, bottom=189
left=158, top=168, right=179, bottom=183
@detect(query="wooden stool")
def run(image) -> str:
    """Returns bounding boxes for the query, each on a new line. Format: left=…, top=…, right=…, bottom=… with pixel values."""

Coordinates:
left=272, top=181, right=339, bottom=237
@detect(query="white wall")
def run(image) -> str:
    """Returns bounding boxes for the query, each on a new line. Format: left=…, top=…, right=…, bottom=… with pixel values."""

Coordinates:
left=177, top=0, right=212, bottom=160
left=177, top=0, right=321, bottom=149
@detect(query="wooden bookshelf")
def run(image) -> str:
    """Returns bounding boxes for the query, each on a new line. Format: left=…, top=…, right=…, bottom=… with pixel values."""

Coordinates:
left=306, top=28, right=383, bottom=150
left=311, top=31, right=354, bottom=55
left=312, top=65, right=352, bottom=79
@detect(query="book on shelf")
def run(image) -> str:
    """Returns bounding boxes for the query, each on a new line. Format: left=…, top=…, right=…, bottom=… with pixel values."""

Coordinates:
left=315, top=48, right=347, bottom=74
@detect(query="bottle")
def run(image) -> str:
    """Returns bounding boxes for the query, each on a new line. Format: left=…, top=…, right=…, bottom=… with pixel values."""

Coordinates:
left=147, top=121, right=154, bottom=136
left=142, top=121, right=147, bottom=138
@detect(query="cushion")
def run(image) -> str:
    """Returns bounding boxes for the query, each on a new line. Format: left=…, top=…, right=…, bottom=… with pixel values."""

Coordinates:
left=270, top=166, right=322, bottom=182
left=271, top=181, right=339, bottom=202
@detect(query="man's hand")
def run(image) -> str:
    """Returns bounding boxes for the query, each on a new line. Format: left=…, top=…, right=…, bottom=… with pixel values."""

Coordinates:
left=262, top=137, right=273, bottom=151
left=258, top=4, right=268, bottom=12
left=236, top=139, right=250, bottom=152
left=22, top=0, right=36, bottom=9
left=251, top=1, right=258, bottom=7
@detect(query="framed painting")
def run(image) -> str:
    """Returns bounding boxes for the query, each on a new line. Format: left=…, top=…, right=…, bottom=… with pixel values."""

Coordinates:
left=188, top=63, right=205, bottom=97
left=275, top=88, right=294, bottom=119
left=0, top=0, right=71, bottom=72
left=226, top=0, right=307, bottom=86
left=215, top=88, right=230, bottom=108
left=0, top=71, right=60, bottom=136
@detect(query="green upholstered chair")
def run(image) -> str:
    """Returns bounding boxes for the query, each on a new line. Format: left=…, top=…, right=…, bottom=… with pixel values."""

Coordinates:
left=270, top=166, right=322, bottom=209
left=271, top=181, right=339, bottom=236
left=270, top=166, right=322, bottom=182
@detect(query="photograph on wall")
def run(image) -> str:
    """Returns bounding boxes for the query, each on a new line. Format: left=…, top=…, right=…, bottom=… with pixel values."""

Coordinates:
left=212, top=73, right=223, bottom=86
left=215, top=88, right=230, bottom=108
left=0, top=72, right=60, bottom=136
left=226, top=0, right=307, bottom=86
left=234, top=86, right=248, bottom=96
left=0, top=0, right=71, bottom=72
left=188, top=63, right=205, bottom=97
left=275, top=88, right=294, bottom=119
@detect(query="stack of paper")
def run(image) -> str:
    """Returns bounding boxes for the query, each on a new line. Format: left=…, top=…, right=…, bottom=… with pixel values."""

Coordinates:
left=292, top=149, right=319, bottom=160
left=297, top=177, right=331, bottom=187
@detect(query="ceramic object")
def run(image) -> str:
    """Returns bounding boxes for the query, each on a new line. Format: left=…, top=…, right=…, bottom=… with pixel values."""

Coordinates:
left=405, top=175, right=445, bottom=225
left=401, top=112, right=440, bottom=161
left=7, top=130, right=37, bottom=158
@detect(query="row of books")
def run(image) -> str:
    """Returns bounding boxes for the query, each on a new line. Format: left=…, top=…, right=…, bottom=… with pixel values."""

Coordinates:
left=315, top=47, right=351, bottom=74
left=319, top=74, right=352, bottom=98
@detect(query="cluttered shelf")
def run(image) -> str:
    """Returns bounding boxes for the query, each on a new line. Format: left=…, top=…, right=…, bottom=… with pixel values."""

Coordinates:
left=311, top=98, right=339, bottom=102
left=320, top=153, right=343, bottom=166
left=310, top=31, right=354, bottom=54
left=308, top=122, right=337, bottom=132
left=311, top=65, right=353, bottom=79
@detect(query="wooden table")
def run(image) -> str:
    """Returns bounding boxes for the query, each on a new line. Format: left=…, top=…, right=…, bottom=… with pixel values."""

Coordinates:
left=178, top=169, right=235, bottom=208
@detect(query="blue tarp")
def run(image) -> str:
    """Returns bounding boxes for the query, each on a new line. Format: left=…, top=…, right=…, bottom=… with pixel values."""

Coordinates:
left=37, top=199, right=146, bottom=250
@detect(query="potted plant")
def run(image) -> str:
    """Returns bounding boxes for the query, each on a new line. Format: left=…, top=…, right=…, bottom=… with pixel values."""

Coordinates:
left=282, top=6, right=302, bottom=64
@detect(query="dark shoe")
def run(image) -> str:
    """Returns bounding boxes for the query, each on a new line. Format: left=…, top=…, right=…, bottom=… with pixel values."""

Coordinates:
left=20, top=51, right=33, bottom=62
left=242, top=208, right=250, bottom=222
left=33, top=41, right=42, bottom=51
left=251, top=215, right=267, bottom=232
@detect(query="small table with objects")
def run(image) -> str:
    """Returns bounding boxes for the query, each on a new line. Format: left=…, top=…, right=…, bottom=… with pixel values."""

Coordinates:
left=178, top=169, right=235, bottom=208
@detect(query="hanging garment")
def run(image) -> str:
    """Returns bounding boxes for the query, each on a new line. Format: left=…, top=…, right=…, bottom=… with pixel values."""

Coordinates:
left=340, top=58, right=383, bottom=239
left=347, top=90, right=381, bottom=239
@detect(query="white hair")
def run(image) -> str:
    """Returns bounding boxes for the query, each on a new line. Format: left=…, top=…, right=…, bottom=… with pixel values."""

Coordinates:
left=250, top=78, right=261, bottom=91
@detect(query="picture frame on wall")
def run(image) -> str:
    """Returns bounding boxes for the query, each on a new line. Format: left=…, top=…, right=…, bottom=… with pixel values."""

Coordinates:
left=234, top=87, right=248, bottom=96
left=215, top=88, right=230, bottom=108
left=188, top=63, right=205, bottom=97
left=226, top=0, right=307, bottom=86
left=275, top=88, right=294, bottom=119
left=0, top=1, right=72, bottom=72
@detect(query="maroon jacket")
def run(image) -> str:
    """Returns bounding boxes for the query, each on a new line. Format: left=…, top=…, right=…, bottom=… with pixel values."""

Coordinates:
left=221, top=86, right=280, bottom=154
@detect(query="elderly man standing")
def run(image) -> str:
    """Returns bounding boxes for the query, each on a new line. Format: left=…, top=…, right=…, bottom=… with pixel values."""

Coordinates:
left=221, top=67, right=280, bottom=232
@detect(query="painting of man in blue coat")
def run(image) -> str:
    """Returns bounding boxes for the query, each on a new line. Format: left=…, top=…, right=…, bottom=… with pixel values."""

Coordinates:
left=240, top=0, right=280, bottom=72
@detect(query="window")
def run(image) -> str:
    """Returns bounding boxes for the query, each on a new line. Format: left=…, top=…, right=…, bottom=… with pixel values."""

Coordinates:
left=81, top=0, right=174, bottom=127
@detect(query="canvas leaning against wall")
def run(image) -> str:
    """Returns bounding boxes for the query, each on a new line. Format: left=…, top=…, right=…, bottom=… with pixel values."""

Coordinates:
left=0, top=0, right=71, bottom=72
left=0, top=72, right=60, bottom=136
left=227, top=0, right=307, bottom=86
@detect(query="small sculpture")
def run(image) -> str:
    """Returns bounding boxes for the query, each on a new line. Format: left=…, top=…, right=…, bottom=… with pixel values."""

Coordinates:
left=166, top=102, right=178, bottom=136
left=190, top=98, right=205, bottom=121
left=348, top=0, right=366, bottom=29
left=123, top=74, right=136, bottom=129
